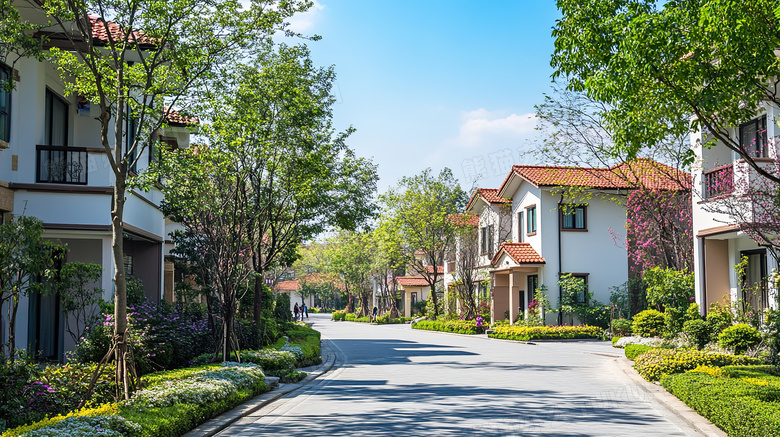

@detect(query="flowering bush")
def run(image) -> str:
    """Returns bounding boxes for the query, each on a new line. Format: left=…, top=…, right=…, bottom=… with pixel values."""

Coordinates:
left=719, top=323, right=762, bottom=355
left=240, top=349, right=297, bottom=373
left=631, top=309, right=665, bottom=337
left=488, top=325, right=603, bottom=341
left=613, top=335, right=665, bottom=348
left=22, top=414, right=141, bottom=437
left=634, top=348, right=760, bottom=381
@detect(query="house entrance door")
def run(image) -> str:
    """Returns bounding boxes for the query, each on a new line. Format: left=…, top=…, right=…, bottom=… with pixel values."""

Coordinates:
left=740, top=249, right=767, bottom=314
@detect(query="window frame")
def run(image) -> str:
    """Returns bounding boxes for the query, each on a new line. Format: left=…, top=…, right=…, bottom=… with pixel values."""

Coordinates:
left=739, top=115, right=767, bottom=159
left=567, top=273, right=589, bottom=304
left=525, top=205, right=537, bottom=236
left=560, top=204, right=588, bottom=231
left=517, top=211, right=523, bottom=243
left=0, top=65, right=11, bottom=144
left=45, top=88, right=69, bottom=146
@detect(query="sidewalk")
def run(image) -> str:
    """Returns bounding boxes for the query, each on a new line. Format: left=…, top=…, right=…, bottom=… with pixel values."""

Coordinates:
left=182, top=341, right=338, bottom=437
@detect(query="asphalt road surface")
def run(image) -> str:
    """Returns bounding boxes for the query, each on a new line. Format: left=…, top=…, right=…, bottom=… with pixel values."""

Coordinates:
left=217, top=314, right=702, bottom=436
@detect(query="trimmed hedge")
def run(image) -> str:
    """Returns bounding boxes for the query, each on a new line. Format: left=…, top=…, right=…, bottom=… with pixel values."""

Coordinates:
left=488, top=325, right=603, bottom=341
left=634, top=349, right=761, bottom=381
left=625, top=344, right=654, bottom=361
left=412, top=320, right=484, bottom=335
left=331, top=311, right=346, bottom=321
left=661, top=367, right=780, bottom=437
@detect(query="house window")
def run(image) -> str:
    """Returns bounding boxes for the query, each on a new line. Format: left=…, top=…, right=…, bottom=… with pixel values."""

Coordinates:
left=411, top=292, right=418, bottom=306
left=561, top=205, right=587, bottom=230
left=739, top=116, right=767, bottom=158
left=568, top=273, right=589, bottom=303
left=45, top=89, right=68, bottom=146
left=126, top=105, right=138, bottom=173
left=526, top=205, right=537, bottom=235
left=0, top=65, right=11, bottom=143
left=517, top=211, right=523, bottom=243
left=480, top=225, right=495, bottom=256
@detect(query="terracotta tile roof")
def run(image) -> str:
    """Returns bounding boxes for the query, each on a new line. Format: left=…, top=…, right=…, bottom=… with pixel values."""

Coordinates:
left=397, top=277, right=430, bottom=287
left=466, top=188, right=511, bottom=210
left=275, top=279, right=299, bottom=291
left=499, top=158, right=691, bottom=194
left=426, top=265, right=445, bottom=274
left=274, top=273, right=344, bottom=292
left=165, top=108, right=199, bottom=126
left=414, top=250, right=425, bottom=255
left=491, top=242, right=546, bottom=266
left=89, top=15, right=154, bottom=48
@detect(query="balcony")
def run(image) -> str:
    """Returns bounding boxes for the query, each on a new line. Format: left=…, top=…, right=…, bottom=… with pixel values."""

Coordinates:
left=703, top=164, right=733, bottom=199
left=36, top=145, right=88, bottom=185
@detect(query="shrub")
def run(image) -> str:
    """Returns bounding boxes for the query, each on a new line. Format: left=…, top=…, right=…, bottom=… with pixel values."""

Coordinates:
left=664, top=307, right=684, bottom=338
left=412, top=320, right=483, bottom=335
left=633, top=348, right=761, bottom=381
left=331, top=310, right=346, bottom=321
left=612, top=336, right=622, bottom=347
left=682, top=319, right=711, bottom=350
left=614, top=336, right=665, bottom=348
left=239, top=350, right=296, bottom=374
left=719, top=323, right=761, bottom=355
left=274, top=293, right=292, bottom=323
left=488, top=325, right=602, bottom=341
left=661, top=370, right=780, bottom=437
left=611, top=318, right=632, bottom=336
left=643, top=267, right=694, bottom=312
left=632, top=309, right=665, bottom=337
left=345, top=313, right=356, bottom=322
left=706, top=303, right=733, bottom=334
left=625, top=344, right=654, bottom=361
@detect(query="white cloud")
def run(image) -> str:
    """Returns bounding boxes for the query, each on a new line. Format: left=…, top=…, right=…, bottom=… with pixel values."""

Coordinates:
left=452, top=108, right=538, bottom=148
left=286, top=0, right=325, bottom=33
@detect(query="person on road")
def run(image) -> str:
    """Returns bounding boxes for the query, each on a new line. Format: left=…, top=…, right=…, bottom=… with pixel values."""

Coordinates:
left=372, top=306, right=378, bottom=322
left=302, top=302, right=308, bottom=319
left=293, top=302, right=300, bottom=321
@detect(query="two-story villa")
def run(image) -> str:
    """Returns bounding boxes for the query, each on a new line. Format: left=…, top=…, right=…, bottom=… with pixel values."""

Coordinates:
left=691, top=105, right=780, bottom=315
left=485, top=160, right=689, bottom=325
left=0, top=13, right=192, bottom=361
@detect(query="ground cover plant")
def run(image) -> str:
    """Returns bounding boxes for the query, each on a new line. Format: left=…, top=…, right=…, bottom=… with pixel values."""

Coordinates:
left=624, top=344, right=654, bottom=361
left=412, top=320, right=484, bottom=335
left=488, top=325, right=602, bottom=341
left=633, top=349, right=761, bottom=381
left=661, top=366, right=780, bottom=437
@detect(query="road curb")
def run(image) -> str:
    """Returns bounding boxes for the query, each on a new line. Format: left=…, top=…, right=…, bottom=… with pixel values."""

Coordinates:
left=612, top=356, right=727, bottom=437
left=182, top=340, right=338, bottom=437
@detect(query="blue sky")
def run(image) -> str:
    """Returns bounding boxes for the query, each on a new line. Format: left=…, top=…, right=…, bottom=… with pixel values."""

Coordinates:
left=284, top=1, right=561, bottom=193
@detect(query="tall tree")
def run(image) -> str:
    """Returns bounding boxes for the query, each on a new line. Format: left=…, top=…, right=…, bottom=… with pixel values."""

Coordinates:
left=551, top=0, right=780, bottom=184
left=450, top=213, right=481, bottom=318
left=196, top=44, right=377, bottom=323
left=380, top=168, right=467, bottom=318
left=0, top=0, right=310, bottom=396
left=324, top=230, right=374, bottom=316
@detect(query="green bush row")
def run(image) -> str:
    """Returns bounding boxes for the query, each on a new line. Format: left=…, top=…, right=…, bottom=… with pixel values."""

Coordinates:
left=661, top=367, right=780, bottom=437
left=412, top=320, right=483, bottom=335
left=634, top=349, right=761, bottom=381
left=488, top=325, right=603, bottom=341
left=625, top=344, right=654, bottom=361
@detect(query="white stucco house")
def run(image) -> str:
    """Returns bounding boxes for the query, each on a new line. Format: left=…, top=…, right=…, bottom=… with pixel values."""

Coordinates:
left=0, top=12, right=192, bottom=361
left=484, top=160, right=689, bottom=325
left=691, top=105, right=780, bottom=316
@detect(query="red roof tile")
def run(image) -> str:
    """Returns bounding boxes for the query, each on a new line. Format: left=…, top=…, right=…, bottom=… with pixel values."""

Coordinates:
left=499, top=158, right=691, bottom=194
left=274, top=273, right=344, bottom=292
left=450, top=213, right=479, bottom=227
left=275, top=279, right=298, bottom=291
left=426, top=265, right=445, bottom=274
left=491, top=242, right=546, bottom=266
left=89, top=15, right=154, bottom=47
left=397, top=277, right=430, bottom=287
left=466, top=188, right=510, bottom=210
left=165, top=108, right=199, bottom=126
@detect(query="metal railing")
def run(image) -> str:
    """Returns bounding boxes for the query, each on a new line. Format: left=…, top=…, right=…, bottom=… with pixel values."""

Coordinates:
left=703, top=164, right=733, bottom=199
left=36, top=145, right=88, bottom=185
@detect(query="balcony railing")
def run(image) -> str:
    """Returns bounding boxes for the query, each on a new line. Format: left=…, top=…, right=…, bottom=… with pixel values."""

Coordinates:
left=36, top=145, right=88, bottom=185
left=703, top=164, right=733, bottom=199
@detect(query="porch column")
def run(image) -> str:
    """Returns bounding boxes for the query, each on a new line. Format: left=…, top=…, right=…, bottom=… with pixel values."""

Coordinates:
left=404, top=290, right=411, bottom=318
left=491, top=273, right=509, bottom=324
left=521, top=273, right=528, bottom=320
left=509, top=271, right=519, bottom=325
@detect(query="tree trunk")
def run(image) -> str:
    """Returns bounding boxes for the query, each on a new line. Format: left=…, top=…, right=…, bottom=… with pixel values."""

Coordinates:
left=430, top=282, right=439, bottom=318
left=8, top=294, right=18, bottom=363
left=112, top=176, right=130, bottom=399
left=253, top=275, right=263, bottom=322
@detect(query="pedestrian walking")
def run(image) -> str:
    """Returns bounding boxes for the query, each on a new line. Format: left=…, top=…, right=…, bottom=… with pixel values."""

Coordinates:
left=372, top=306, right=378, bottom=322
left=293, top=302, right=300, bottom=321
left=302, top=302, right=309, bottom=319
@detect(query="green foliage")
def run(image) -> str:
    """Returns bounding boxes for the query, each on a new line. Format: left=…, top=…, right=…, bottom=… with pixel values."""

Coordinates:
left=51, top=262, right=104, bottom=344
left=612, top=336, right=622, bottom=347
left=412, top=320, right=484, bottom=335
left=665, top=303, right=700, bottom=339
left=625, top=344, right=654, bottom=361
left=345, top=313, right=356, bottom=322
left=425, top=292, right=443, bottom=320
left=634, top=349, right=761, bottom=381
left=632, top=309, right=665, bottom=337
left=706, top=303, right=733, bottom=334
left=274, top=293, right=293, bottom=323
left=683, top=319, right=711, bottom=350
left=719, top=324, right=762, bottom=355
left=662, top=368, right=780, bottom=437
left=126, top=276, right=146, bottom=306
left=488, top=325, right=603, bottom=342
left=643, top=267, right=694, bottom=312
left=611, top=318, right=632, bottom=336
left=331, top=310, right=346, bottom=321
left=765, top=310, right=780, bottom=366
left=558, top=274, right=610, bottom=328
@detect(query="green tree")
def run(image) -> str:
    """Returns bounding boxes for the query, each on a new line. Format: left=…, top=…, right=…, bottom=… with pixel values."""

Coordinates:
left=52, top=262, right=104, bottom=345
left=324, top=230, right=374, bottom=316
left=551, top=0, right=780, bottom=184
left=0, top=216, right=57, bottom=361
left=195, top=45, right=377, bottom=323
left=380, top=168, right=467, bottom=318
left=0, top=0, right=311, bottom=396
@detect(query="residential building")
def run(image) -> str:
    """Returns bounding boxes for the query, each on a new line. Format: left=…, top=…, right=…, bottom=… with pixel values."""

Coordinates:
left=484, top=160, right=689, bottom=325
left=0, top=13, right=192, bottom=361
left=691, top=105, right=780, bottom=315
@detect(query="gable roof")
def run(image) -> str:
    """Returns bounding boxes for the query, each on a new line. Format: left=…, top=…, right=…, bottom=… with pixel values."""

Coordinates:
left=89, top=15, right=155, bottom=48
left=164, top=108, right=199, bottom=126
left=490, top=242, right=546, bottom=267
left=497, top=158, right=691, bottom=197
left=449, top=213, right=479, bottom=227
left=466, top=188, right=511, bottom=211
left=397, top=276, right=431, bottom=287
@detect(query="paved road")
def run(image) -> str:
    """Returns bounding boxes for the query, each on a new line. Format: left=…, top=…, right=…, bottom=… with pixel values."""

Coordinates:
left=219, top=314, right=701, bottom=436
